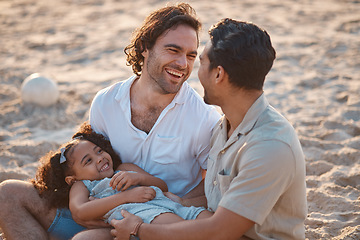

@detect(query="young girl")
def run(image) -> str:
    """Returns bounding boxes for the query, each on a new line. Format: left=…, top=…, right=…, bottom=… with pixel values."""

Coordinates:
left=32, top=123, right=212, bottom=234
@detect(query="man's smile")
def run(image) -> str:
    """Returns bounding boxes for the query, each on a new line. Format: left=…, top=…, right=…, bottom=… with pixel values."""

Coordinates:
left=165, top=68, right=185, bottom=78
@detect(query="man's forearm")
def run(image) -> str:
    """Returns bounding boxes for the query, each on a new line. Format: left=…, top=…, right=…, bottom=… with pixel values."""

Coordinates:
left=183, top=178, right=205, bottom=199
left=182, top=195, right=207, bottom=208
left=137, top=207, right=254, bottom=240
left=111, top=207, right=254, bottom=240
left=138, top=218, right=217, bottom=240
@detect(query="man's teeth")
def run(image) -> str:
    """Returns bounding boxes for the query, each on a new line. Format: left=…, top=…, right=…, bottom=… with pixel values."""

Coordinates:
left=167, top=69, right=183, bottom=77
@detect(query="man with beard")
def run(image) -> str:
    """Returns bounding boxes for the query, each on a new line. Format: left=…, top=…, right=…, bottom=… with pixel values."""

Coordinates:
left=0, top=3, right=220, bottom=240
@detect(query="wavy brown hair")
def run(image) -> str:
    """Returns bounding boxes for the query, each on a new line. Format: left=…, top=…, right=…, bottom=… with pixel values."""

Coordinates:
left=124, top=2, right=201, bottom=76
left=31, top=122, right=122, bottom=209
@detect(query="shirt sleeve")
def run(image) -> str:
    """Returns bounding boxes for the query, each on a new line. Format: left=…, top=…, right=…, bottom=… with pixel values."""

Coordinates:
left=89, top=90, right=107, bottom=135
left=219, top=140, right=296, bottom=224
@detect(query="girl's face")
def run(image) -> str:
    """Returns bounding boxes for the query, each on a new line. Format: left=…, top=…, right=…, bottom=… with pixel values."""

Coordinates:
left=68, top=140, right=114, bottom=181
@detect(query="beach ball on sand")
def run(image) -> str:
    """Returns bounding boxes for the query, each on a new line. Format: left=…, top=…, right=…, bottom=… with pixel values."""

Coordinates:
left=21, top=73, right=59, bottom=107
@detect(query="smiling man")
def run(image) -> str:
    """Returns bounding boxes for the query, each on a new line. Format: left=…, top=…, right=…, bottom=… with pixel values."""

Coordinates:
left=0, top=3, right=220, bottom=240
left=141, top=25, right=198, bottom=95
left=75, top=4, right=220, bottom=239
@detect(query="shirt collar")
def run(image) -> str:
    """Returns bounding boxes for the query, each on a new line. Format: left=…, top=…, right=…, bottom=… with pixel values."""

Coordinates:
left=114, top=75, right=136, bottom=103
left=220, top=93, right=269, bottom=139
left=238, top=93, right=268, bottom=136
left=172, top=81, right=188, bottom=105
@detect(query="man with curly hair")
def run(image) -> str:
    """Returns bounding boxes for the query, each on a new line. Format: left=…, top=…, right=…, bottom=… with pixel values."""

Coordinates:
left=0, top=3, right=220, bottom=240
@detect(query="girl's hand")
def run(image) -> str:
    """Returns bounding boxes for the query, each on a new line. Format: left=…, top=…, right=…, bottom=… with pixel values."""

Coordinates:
left=123, top=186, right=156, bottom=203
left=110, top=171, right=143, bottom=191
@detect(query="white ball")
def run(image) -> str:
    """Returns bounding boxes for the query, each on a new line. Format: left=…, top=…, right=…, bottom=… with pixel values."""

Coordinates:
left=21, top=73, right=59, bottom=107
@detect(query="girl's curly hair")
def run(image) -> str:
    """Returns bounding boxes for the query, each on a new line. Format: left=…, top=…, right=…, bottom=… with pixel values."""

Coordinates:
left=31, top=122, right=122, bottom=209
left=124, top=2, right=201, bottom=76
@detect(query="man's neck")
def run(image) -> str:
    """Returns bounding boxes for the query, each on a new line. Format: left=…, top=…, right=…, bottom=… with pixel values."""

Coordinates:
left=129, top=76, right=179, bottom=134
left=221, top=89, right=263, bottom=139
left=133, top=75, right=177, bottom=108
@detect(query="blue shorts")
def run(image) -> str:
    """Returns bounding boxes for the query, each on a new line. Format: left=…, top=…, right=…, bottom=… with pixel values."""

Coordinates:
left=47, top=208, right=86, bottom=240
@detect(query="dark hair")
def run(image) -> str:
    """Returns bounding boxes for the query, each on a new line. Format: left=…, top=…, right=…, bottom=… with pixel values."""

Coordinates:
left=124, top=2, right=201, bottom=76
left=208, top=18, right=276, bottom=90
left=31, top=122, right=121, bottom=209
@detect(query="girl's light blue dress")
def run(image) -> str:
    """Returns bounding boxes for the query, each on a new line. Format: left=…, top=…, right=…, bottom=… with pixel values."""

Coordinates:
left=82, top=174, right=205, bottom=223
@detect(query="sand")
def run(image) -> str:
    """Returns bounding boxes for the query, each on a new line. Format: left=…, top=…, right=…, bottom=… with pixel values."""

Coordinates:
left=0, top=0, right=359, bottom=239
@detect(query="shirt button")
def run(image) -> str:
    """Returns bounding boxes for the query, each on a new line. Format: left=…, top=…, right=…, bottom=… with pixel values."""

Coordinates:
left=213, top=180, right=217, bottom=186
left=220, top=150, right=225, bottom=154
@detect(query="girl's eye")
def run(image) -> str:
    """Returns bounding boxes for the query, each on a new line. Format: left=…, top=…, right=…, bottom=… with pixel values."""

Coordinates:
left=84, top=158, right=92, bottom=165
left=98, top=149, right=103, bottom=154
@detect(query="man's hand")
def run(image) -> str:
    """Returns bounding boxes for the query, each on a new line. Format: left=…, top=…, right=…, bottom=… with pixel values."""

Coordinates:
left=110, top=210, right=143, bottom=240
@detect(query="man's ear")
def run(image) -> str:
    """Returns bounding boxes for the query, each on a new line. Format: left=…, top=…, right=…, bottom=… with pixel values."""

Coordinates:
left=215, top=65, right=226, bottom=84
left=141, top=48, right=149, bottom=58
left=65, top=176, right=77, bottom=186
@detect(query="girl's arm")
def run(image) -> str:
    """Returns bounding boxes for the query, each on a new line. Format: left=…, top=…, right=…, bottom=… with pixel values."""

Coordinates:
left=69, top=181, right=156, bottom=221
left=112, top=163, right=168, bottom=192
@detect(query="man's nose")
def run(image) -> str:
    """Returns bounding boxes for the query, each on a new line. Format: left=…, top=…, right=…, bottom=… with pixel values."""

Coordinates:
left=176, top=54, right=187, bottom=69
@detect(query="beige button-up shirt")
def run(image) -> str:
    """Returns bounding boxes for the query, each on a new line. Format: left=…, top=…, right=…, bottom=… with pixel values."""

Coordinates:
left=205, top=94, right=307, bottom=240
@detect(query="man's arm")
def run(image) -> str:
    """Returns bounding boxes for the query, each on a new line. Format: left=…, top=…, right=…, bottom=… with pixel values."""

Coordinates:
left=111, top=207, right=255, bottom=240
left=168, top=173, right=207, bottom=208
left=182, top=174, right=205, bottom=199
left=164, top=190, right=207, bottom=208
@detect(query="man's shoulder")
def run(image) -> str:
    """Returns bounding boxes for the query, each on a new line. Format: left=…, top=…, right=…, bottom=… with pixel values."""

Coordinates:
left=182, top=82, right=203, bottom=100
left=182, top=84, right=221, bottom=124
left=255, top=106, right=294, bottom=135
left=93, top=76, right=133, bottom=102
left=182, top=82, right=217, bottom=111
left=248, top=106, right=302, bottom=155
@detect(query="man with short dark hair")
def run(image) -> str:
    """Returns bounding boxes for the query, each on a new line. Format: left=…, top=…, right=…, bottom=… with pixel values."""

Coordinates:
left=110, top=18, right=307, bottom=240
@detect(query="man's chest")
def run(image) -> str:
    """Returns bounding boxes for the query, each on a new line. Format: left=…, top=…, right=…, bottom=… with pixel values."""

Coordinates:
left=130, top=105, right=164, bottom=134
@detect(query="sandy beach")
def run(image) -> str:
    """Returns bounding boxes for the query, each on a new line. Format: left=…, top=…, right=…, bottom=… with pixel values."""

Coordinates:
left=0, top=0, right=359, bottom=239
